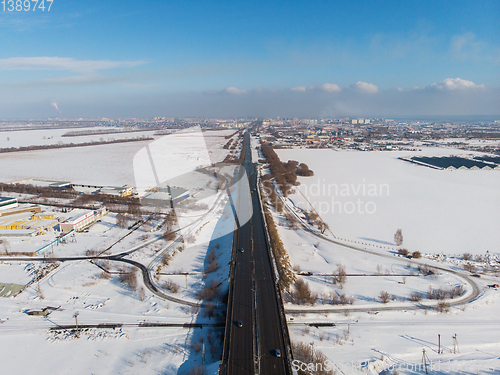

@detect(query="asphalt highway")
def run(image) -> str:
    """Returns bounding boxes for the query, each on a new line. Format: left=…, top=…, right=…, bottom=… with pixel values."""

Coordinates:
left=226, top=132, right=289, bottom=374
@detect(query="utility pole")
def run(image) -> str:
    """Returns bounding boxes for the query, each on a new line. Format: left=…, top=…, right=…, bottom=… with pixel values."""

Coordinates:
left=453, top=334, right=459, bottom=354
left=421, top=349, right=430, bottom=374
left=73, top=312, right=80, bottom=338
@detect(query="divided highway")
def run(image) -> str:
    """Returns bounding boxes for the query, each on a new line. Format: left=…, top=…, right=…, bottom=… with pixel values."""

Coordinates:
left=222, top=132, right=291, bottom=374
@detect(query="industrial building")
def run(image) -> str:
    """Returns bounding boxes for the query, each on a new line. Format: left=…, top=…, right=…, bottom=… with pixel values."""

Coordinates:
left=0, top=205, right=42, bottom=218
left=0, top=229, right=38, bottom=238
left=0, top=197, right=18, bottom=211
left=0, top=212, right=59, bottom=233
left=59, top=210, right=96, bottom=232
left=59, top=207, right=108, bottom=232
left=99, top=185, right=135, bottom=197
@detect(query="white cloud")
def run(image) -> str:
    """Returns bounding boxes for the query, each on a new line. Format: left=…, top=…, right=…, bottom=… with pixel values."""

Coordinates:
left=224, top=87, right=246, bottom=94
left=318, top=83, right=342, bottom=92
left=428, top=78, right=486, bottom=91
left=0, top=57, right=146, bottom=72
left=290, top=83, right=341, bottom=93
left=352, top=81, right=379, bottom=93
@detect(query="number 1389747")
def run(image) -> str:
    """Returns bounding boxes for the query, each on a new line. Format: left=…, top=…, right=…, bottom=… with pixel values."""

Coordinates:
left=2, top=0, right=53, bottom=11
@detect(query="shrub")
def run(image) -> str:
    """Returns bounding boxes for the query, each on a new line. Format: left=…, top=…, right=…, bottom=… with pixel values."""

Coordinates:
left=119, top=269, right=138, bottom=290
left=408, top=292, right=422, bottom=302
left=339, top=293, right=354, bottom=305
left=412, top=251, right=422, bottom=259
left=448, top=285, right=465, bottom=299
left=464, top=263, right=476, bottom=273
left=289, top=279, right=318, bottom=305
left=462, top=253, right=473, bottom=261
left=99, top=271, right=111, bottom=280
left=436, top=301, right=450, bottom=313
left=398, top=248, right=409, bottom=256
left=196, top=279, right=220, bottom=301
left=379, top=291, right=390, bottom=303
left=292, top=342, right=334, bottom=375
left=204, top=248, right=219, bottom=273
left=163, top=231, right=176, bottom=241
left=164, top=280, right=180, bottom=294
left=417, top=264, right=434, bottom=276
left=162, top=253, right=172, bottom=266
left=427, top=287, right=447, bottom=300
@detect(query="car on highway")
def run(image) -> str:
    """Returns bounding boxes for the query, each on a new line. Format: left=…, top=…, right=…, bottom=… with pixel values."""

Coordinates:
left=274, top=349, right=281, bottom=357
left=239, top=248, right=244, bottom=253
left=236, top=321, right=243, bottom=328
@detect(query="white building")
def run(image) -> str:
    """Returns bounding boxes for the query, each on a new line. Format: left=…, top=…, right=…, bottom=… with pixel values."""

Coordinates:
left=60, top=210, right=96, bottom=232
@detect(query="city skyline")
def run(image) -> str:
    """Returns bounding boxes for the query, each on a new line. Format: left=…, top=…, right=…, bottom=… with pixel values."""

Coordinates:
left=0, top=0, right=499, bottom=118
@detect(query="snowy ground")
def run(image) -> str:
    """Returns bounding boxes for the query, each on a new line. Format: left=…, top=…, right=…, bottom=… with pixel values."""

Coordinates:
left=0, top=127, right=159, bottom=149
left=276, top=147, right=500, bottom=257
left=0, top=129, right=232, bottom=187
left=0, top=127, right=237, bottom=374
left=0, top=259, right=222, bottom=374
left=0, top=186, right=232, bottom=374
left=264, top=145, right=500, bottom=374
left=288, top=290, right=500, bottom=375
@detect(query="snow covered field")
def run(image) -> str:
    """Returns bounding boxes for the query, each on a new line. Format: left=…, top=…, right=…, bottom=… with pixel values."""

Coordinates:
left=0, top=127, right=240, bottom=374
left=288, top=293, right=500, bottom=375
left=0, top=184, right=233, bottom=374
left=276, top=147, right=500, bottom=257
left=0, top=129, right=232, bottom=187
left=264, top=146, right=500, bottom=374
left=0, top=127, right=160, bottom=148
left=0, top=259, right=221, bottom=374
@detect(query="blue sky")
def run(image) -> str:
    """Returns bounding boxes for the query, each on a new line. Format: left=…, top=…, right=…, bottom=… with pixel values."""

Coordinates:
left=0, top=0, right=499, bottom=118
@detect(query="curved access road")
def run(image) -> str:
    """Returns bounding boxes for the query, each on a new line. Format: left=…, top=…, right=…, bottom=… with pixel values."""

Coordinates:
left=274, top=181, right=483, bottom=315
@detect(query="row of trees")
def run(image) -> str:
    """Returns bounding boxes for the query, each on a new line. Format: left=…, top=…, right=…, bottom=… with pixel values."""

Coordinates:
left=0, top=136, right=153, bottom=153
left=264, top=209, right=296, bottom=291
left=260, top=143, right=314, bottom=198
left=62, top=128, right=156, bottom=137
left=0, top=182, right=140, bottom=208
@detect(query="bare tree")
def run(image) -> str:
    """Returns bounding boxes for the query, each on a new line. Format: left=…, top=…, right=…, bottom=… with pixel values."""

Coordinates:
left=138, top=286, right=146, bottom=301
left=394, top=229, right=403, bottom=246
left=334, top=263, right=347, bottom=288
left=116, top=213, right=129, bottom=228
left=379, top=291, right=390, bottom=303
left=163, top=231, right=176, bottom=241
left=316, top=219, right=329, bottom=234
left=462, top=253, right=473, bottom=261
left=0, top=239, right=10, bottom=255
left=408, top=292, right=422, bottom=302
